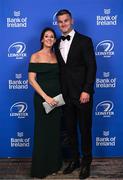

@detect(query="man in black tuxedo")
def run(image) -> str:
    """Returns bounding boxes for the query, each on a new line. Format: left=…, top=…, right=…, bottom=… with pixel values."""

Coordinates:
left=55, top=9, right=97, bottom=179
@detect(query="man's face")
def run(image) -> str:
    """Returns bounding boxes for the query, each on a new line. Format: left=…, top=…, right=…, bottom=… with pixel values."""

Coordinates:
left=57, top=14, right=73, bottom=34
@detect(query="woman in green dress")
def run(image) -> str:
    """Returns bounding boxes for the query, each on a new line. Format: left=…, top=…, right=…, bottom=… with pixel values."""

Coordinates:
left=28, top=27, right=62, bottom=178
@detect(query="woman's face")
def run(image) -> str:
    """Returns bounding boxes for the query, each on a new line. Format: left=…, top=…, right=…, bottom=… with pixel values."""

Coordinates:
left=42, top=30, right=56, bottom=48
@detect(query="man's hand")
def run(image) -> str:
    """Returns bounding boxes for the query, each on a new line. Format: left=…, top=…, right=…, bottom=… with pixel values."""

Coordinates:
left=79, top=92, right=90, bottom=104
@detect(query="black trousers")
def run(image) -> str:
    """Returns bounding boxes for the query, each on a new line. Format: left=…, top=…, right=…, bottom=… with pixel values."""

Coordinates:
left=63, top=97, right=93, bottom=165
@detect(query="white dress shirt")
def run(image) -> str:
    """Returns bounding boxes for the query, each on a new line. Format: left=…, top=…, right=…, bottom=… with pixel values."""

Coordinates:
left=59, top=29, right=75, bottom=63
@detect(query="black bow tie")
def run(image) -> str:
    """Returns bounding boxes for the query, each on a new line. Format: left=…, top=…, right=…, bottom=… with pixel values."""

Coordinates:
left=61, top=35, right=71, bottom=41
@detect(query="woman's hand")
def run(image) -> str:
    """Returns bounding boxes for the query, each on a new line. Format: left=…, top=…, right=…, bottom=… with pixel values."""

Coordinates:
left=45, top=96, right=58, bottom=106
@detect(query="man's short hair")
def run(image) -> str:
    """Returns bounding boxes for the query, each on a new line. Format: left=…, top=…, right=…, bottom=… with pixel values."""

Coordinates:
left=56, top=9, right=72, bottom=18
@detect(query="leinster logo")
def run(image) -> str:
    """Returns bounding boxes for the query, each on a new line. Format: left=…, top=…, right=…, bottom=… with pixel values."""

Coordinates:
left=10, top=102, right=28, bottom=118
left=52, top=11, right=58, bottom=25
left=95, top=40, right=114, bottom=58
left=95, top=100, right=114, bottom=117
left=8, top=42, right=27, bottom=59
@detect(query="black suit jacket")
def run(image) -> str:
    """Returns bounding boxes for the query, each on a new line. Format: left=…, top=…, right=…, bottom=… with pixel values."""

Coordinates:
left=55, top=31, right=97, bottom=100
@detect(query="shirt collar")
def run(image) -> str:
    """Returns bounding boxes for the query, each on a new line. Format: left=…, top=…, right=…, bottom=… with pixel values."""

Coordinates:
left=68, top=29, right=75, bottom=38
left=62, top=29, right=75, bottom=38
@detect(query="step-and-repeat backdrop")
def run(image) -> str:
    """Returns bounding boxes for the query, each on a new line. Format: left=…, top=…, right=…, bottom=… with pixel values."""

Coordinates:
left=0, top=0, right=123, bottom=158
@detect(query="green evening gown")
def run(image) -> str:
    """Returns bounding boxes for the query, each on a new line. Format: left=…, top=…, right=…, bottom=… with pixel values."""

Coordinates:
left=28, top=63, right=62, bottom=178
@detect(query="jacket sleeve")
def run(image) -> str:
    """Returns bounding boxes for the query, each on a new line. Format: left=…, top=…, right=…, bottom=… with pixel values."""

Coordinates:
left=82, top=37, right=97, bottom=94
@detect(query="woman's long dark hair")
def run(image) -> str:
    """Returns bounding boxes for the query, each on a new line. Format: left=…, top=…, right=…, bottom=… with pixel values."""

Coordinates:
left=40, top=27, right=57, bottom=49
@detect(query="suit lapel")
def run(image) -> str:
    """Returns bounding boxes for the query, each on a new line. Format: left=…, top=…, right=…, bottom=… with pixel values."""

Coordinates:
left=56, top=32, right=79, bottom=64
left=66, top=32, right=78, bottom=64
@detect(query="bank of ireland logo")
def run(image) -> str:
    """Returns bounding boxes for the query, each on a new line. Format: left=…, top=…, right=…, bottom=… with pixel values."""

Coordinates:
left=7, top=10, right=28, bottom=28
left=96, top=8, right=118, bottom=26
left=9, top=73, right=28, bottom=90
left=10, top=102, right=28, bottom=118
left=8, top=42, right=27, bottom=59
left=95, top=100, right=114, bottom=117
left=15, top=73, right=22, bottom=79
left=52, top=11, right=58, bottom=25
left=96, top=71, right=117, bottom=88
left=103, top=130, right=109, bottom=136
left=14, top=11, right=20, bottom=17
left=96, top=130, right=116, bottom=147
left=104, top=9, right=111, bottom=15
left=103, top=72, right=110, bottom=78
left=11, top=131, right=31, bottom=147
left=95, top=40, right=114, bottom=58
